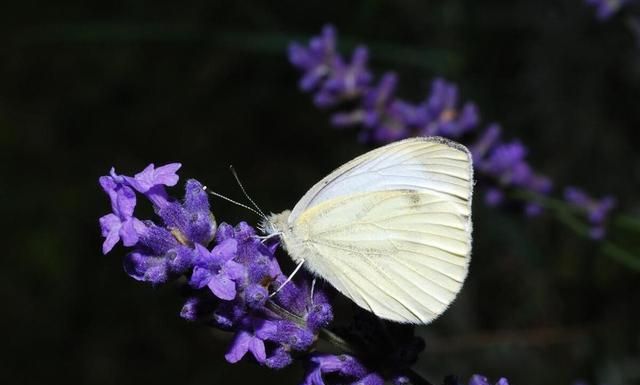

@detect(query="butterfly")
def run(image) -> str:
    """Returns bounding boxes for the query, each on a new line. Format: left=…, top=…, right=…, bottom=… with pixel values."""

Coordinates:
left=261, top=137, right=473, bottom=324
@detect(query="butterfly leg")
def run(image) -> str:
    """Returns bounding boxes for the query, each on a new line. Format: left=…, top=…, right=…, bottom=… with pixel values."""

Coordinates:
left=310, top=277, right=317, bottom=305
left=269, top=258, right=305, bottom=298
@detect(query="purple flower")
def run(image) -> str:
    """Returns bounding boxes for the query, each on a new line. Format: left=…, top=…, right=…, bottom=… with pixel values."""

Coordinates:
left=420, top=78, right=479, bottom=138
left=289, top=25, right=338, bottom=91
left=157, top=179, right=217, bottom=246
left=484, top=188, right=504, bottom=207
left=124, top=163, right=181, bottom=208
left=225, top=329, right=267, bottom=364
left=265, top=346, right=293, bottom=369
left=586, top=0, right=630, bottom=21
left=469, top=374, right=509, bottom=385
left=303, top=354, right=369, bottom=385
left=565, top=187, right=616, bottom=239
left=190, top=240, right=245, bottom=300
left=470, top=123, right=502, bottom=161
left=99, top=171, right=145, bottom=254
left=314, top=46, right=372, bottom=107
left=481, top=141, right=530, bottom=185
left=272, top=273, right=333, bottom=332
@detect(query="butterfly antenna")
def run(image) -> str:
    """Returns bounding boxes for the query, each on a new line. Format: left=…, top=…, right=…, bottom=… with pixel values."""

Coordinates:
left=202, top=186, right=264, bottom=219
left=229, top=165, right=268, bottom=221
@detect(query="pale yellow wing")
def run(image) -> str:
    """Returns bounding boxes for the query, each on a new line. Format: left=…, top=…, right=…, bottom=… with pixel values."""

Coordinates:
left=287, top=137, right=473, bottom=324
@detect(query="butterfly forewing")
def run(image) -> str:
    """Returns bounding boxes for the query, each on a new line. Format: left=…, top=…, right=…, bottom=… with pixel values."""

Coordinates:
left=289, top=137, right=471, bottom=221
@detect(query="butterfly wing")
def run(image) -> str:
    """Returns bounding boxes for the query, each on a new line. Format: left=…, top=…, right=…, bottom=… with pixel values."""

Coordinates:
left=288, top=137, right=472, bottom=324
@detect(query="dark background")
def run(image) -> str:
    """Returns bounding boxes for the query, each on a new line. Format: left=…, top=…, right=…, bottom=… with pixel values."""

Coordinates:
left=2, top=1, right=640, bottom=384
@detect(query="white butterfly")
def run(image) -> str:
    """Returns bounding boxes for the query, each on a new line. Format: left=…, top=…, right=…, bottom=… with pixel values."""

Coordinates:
left=262, top=137, right=473, bottom=324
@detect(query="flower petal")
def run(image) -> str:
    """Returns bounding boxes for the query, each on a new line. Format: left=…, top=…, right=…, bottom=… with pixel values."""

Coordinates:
left=223, top=260, right=245, bottom=281
left=189, top=266, right=212, bottom=289
left=249, top=337, right=266, bottom=363
left=99, top=213, right=121, bottom=237
left=119, top=218, right=140, bottom=246
left=208, top=273, right=237, bottom=300
left=211, top=238, right=238, bottom=265
left=115, top=184, right=137, bottom=219
left=225, top=331, right=251, bottom=363
left=153, top=163, right=182, bottom=186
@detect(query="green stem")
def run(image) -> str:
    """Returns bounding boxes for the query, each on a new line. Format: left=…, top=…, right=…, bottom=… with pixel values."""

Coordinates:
left=511, top=189, right=640, bottom=271
left=13, top=24, right=460, bottom=73
left=601, top=241, right=640, bottom=271
left=613, top=214, right=640, bottom=232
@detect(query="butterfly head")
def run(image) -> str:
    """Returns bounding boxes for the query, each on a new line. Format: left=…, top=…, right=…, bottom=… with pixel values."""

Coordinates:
left=259, top=210, right=292, bottom=238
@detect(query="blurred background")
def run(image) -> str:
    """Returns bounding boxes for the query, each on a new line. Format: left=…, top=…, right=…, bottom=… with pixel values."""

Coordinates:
left=2, top=1, right=640, bottom=384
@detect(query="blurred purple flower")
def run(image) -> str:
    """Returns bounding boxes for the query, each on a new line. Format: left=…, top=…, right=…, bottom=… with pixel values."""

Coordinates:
left=289, top=25, right=338, bottom=92
left=586, top=0, right=630, bottom=21
left=565, top=187, right=616, bottom=239
left=314, top=46, right=372, bottom=107
left=421, top=78, right=479, bottom=138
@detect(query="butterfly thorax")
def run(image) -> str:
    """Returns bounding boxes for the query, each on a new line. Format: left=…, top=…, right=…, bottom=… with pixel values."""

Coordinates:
left=262, top=210, right=308, bottom=264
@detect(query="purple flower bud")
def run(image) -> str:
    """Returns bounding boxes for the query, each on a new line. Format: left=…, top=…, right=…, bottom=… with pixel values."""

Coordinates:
left=304, top=354, right=370, bottom=385
left=213, top=301, right=245, bottom=328
left=180, top=297, right=200, bottom=321
left=565, top=187, right=590, bottom=206
left=268, top=320, right=315, bottom=351
left=363, top=72, right=398, bottom=116
left=484, top=188, right=504, bottom=206
left=306, top=303, right=333, bottom=331
left=137, top=223, right=179, bottom=256
left=157, top=180, right=216, bottom=247
left=525, top=203, right=544, bottom=217
left=358, top=373, right=385, bottom=385
left=331, top=110, right=365, bottom=127
left=564, top=187, right=616, bottom=239
left=166, top=246, right=196, bottom=273
left=265, top=346, right=293, bottom=369
left=469, top=375, right=490, bottom=385
left=471, top=124, right=502, bottom=161
left=122, top=250, right=170, bottom=284
left=392, top=375, right=411, bottom=385
left=245, top=284, right=268, bottom=309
